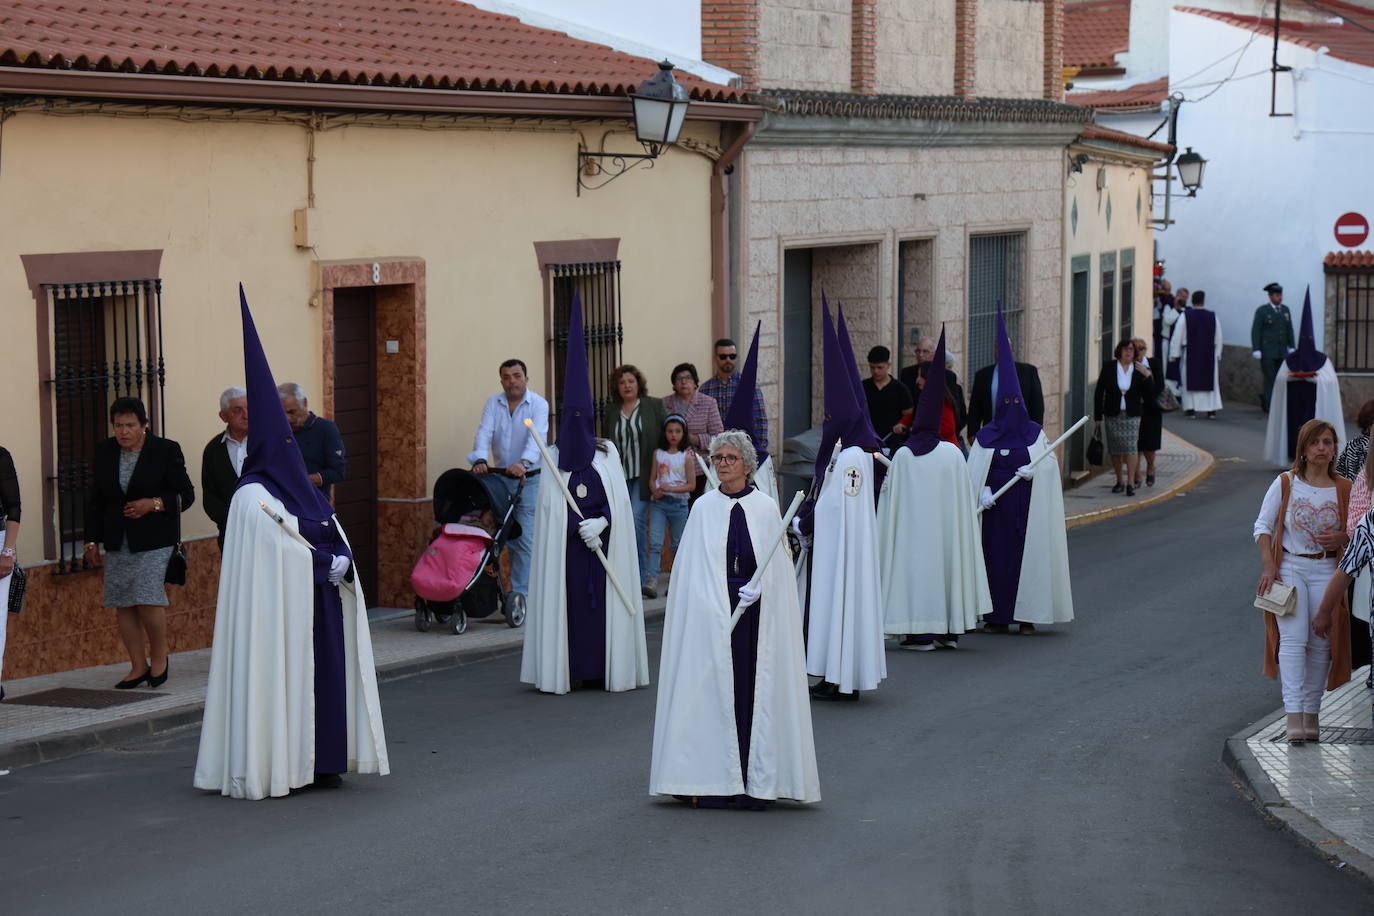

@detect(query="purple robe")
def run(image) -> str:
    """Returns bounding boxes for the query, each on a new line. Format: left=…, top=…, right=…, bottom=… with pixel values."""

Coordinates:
left=980, top=446, right=1032, bottom=625
left=301, top=515, right=352, bottom=775
left=1182, top=309, right=1216, bottom=391
left=564, top=468, right=610, bottom=682
left=1285, top=379, right=1318, bottom=462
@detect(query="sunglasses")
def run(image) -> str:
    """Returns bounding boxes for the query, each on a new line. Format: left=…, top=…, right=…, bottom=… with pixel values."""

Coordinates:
left=717, top=353, right=737, bottom=360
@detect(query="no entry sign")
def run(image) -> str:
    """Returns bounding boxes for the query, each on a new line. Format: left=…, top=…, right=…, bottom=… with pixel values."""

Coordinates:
left=1335, top=212, right=1369, bottom=248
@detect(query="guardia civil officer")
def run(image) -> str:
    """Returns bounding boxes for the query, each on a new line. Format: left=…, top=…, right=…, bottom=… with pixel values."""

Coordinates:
left=1252, top=282, right=1296, bottom=413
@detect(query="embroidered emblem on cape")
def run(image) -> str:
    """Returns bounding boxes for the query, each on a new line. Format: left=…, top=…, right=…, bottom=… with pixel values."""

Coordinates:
left=843, top=465, right=863, bottom=497
left=575, top=483, right=588, bottom=499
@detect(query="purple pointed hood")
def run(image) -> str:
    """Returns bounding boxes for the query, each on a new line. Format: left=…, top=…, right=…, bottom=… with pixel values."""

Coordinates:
left=835, top=304, right=883, bottom=452
left=722, top=321, right=769, bottom=465
left=814, top=301, right=867, bottom=488
left=235, top=284, right=336, bottom=521
left=975, top=305, right=1042, bottom=449
left=904, top=327, right=949, bottom=456
left=557, top=291, right=596, bottom=471
left=1286, top=287, right=1325, bottom=373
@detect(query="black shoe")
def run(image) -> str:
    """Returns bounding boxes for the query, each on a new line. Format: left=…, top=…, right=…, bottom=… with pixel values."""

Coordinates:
left=982, top=622, right=1010, bottom=634
left=149, top=660, right=169, bottom=688
left=810, top=681, right=859, bottom=701
left=114, top=670, right=151, bottom=689
left=641, top=585, right=658, bottom=600
left=1207, top=411, right=1217, bottom=419
left=1146, top=474, right=1155, bottom=487
left=1018, top=623, right=1037, bottom=634
left=311, top=773, right=343, bottom=789
left=1185, top=409, right=1196, bottom=417
left=1126, top=485, right=1135, bottom=497
left=1111, top=483, right=1125, bottom=494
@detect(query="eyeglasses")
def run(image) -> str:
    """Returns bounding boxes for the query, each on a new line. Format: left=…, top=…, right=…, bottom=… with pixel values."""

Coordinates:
left=709, top=453, right=742, bottom=466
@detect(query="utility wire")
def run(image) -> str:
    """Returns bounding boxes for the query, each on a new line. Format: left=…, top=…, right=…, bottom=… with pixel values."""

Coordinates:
left=1295, top=0, right=1374, bottom=37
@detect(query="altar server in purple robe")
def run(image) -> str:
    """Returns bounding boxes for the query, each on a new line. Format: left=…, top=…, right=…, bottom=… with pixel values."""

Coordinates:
left=195, top=287, right=388, bottom=799
left=877, top=329, right=990, bottom=650
left=1169, top=289, right=1222, bottom=417
left=720, top=321, right=779, bottom=503
left=1264, top=288, right=1345, bottom=467
left=967, top=311, right=1073, bottom=634
left=650, top=429, right=819, bottom=808
left=521, top=293, right=648, bottom=694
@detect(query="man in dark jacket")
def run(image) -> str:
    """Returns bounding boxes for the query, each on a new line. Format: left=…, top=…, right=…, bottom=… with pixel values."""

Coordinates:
left=202, top=386, right=248, bottom=549
left=278, top=382, right=346, bottom=500
left=1252, top=282, right=1296, bottom=413
left=966, top=348, right=1044, bottom=443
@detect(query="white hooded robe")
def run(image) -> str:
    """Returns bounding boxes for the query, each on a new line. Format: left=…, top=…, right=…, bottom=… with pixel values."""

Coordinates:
left=1263, top=358, right=1345, bottom=467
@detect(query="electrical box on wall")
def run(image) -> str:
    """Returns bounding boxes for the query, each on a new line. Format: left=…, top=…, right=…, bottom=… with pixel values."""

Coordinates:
left=293, top=208, right=315, bottom=249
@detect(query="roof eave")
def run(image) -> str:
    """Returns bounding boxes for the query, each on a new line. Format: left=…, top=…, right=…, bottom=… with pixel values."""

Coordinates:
left=0, top=66, right=765, bottom=122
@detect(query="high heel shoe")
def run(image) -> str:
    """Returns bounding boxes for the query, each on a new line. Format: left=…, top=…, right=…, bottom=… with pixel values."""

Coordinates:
left=149, top=660, right=169, bottom=688
left=115, top=670, right=152, bottom=689
left=1285, top=712, right=1306, bottom=746
left=1302, top=712, right=1320, bottom=743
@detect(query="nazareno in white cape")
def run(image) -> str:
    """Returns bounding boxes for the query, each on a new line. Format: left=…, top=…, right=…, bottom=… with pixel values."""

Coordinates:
left=1169, top=311, right=1223, bottom=412
left=876, top=441, right=991, bottom=635
left=705, top=454, right=779, bottom=504
left=967, top=432, right=1074, bottom=625
left=650, top=488, right=820, bottom=803
left=193, top=482, right=389, bottom=799
left=801, top=445, right=886, bottom=693
left=520, top=443, right=649, bottom=694
left=1263, top=358, right=1345, bottom=467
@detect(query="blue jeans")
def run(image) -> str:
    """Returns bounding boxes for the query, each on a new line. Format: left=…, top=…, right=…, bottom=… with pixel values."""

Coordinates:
left=625, top=478, right=649, bottom=587
left=645, top=496, right=689, bottom=587
left=488, top=473, right=539, bottom=597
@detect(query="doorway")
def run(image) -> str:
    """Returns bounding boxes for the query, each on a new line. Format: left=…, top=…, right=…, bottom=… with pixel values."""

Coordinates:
left=1068, top=255, right=1091, bottom=473
left=332, top=286, right=379, bottom=605
left=782, top=247, right=813, bottom=501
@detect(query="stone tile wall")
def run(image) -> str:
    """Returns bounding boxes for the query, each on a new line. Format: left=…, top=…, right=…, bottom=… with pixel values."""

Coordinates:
left=876, top=0, right=956, bottom=97
left=976, top=0, right=1045, bottom=100
left=757, top=0, right=852, bottom=92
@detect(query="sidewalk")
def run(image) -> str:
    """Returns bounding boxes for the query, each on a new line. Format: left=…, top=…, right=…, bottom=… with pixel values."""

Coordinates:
left=1062, top=427, right=1214, bottom=529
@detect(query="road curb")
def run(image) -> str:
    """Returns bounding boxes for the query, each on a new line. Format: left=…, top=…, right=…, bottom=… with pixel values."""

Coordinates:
left=1066, top=429, right=1216, bottom=529
left=0, top=604, right=668, bottom=771
left=1222, top=712, right=1374, bottom=885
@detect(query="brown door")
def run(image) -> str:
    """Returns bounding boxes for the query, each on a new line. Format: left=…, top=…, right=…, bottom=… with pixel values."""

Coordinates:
left=332, top=287, right=378, bottom=606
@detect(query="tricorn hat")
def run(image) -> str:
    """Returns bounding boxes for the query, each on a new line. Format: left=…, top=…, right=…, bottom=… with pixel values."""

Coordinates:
left=1264, top=282, right=1283, bottom=294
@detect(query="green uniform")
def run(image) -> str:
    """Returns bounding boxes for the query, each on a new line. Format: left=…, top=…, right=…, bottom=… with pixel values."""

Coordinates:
left=1251, top=301, right=1294, bottom=411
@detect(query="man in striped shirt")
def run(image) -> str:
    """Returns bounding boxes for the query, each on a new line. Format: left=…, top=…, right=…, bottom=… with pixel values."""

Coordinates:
left=701, top=338, right=769, bottom=454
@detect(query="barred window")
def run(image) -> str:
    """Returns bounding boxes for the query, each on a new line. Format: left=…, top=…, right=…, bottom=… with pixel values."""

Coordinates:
left=1330, top=262, right=1374, bottom=372
left=1099, top=251, right=1117, bottom=365
left=967, top=232, right=1026, bottom=372
left=547, top=261, right=623, bottom=436
left=46, top=279, right=167, bottom=573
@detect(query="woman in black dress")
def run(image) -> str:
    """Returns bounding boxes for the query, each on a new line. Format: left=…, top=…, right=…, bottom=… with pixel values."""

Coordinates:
left=1134, top=337, right=1164, bottom=487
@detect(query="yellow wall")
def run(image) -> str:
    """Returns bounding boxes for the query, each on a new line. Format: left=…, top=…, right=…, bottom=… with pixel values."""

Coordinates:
left=0, top=110, right=721, bottom=551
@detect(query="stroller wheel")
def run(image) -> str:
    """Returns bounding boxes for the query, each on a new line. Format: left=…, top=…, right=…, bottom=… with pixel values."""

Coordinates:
left=450, top=606, right=469, bottom=635
left=414, top=598, right=433, bottom=633
left=503, top=591, right=526, bottom=628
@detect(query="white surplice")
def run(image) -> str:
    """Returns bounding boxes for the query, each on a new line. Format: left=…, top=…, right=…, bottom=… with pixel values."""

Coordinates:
left=1169, top=310, right=1223, bottom=412
left=1263, top=359, right=1345, bottom=467
left=194, top=482, right=388, bottom=800
left=520, top=443, right=649, bottom=694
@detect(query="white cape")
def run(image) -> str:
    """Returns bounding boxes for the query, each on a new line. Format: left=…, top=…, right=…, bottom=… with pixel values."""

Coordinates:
left=650, top=488, right=820, bottom=802
left=194, top=482, right=389, bottom=799
left=520, top=443, right=649, bottom=694
left=1170, top=311, right=1223, bottom=412
left=967, top=433, right=1074, bottom=624
left=802, top=445, right=886, bottom=693
left=1263, top=359, right=1345, bottom=466
left=877, top=442, right=991, bottom=634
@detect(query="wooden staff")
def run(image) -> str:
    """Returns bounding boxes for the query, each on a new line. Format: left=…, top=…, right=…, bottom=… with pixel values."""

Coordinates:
left=976, top=416, right=1090, bottom=514
left=523, top=419, right=637, bottom=616
left=729, top=491, right=805, bottom=631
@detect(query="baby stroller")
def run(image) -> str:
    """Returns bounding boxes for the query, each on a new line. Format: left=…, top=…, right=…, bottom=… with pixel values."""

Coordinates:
left=410, top=468, right=525, bottom=635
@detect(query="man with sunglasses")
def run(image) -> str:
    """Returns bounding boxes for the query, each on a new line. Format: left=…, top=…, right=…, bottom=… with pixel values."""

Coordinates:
left=701, top=338, right=769, bottom=454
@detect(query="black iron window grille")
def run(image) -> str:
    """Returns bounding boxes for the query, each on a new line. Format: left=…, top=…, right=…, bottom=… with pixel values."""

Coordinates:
left=1332, top=267, right=1374, bottom=372
left=548, top=261, right=623, bottom=436
left=45, top=279, right=166, bottom=574
left=968, top=232, right=1026, bottom=372
left=1099, top=251, right=1117, bottom=365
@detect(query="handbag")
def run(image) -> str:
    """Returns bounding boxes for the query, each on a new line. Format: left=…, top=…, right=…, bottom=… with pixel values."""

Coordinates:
left=1254, top=580, right=1297, bottom=616
left=165, top=494, right=188, bottom=586
left=6, top=564, right=26, bottom=614
left=1155, top=386, right=1180, bottom=413
left=1086, top=430, right=1105, bottom=466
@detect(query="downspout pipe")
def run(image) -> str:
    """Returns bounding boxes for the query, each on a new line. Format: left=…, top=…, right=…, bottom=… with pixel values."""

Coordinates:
left=711, top=120, right=756, bottom=341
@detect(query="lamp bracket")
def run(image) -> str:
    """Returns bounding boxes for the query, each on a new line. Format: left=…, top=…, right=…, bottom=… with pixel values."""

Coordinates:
left=577, top=143, right=663, bottom=195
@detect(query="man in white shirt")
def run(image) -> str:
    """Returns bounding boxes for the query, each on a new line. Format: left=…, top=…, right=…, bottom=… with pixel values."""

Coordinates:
left=468, top=358, right=549, bottom=604
left=202, top=386, right=248, bottom=549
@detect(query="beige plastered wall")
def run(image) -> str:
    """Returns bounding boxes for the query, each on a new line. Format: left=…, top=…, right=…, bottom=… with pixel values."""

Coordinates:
left=976, top=0, right=1045, bottom=100
left=0, top=110, right=720, bottom=550
left=757, top=0, right=852, bottom=92
left=875, top=0, right=957, bottom=96
left=738, top=144, right=1066, bottom=439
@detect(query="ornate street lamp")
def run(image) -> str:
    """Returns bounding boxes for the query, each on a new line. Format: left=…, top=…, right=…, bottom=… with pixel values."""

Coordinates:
left=1175, top=147, right=1207, bottom=196
left=578, top=61, right=691, bottom=194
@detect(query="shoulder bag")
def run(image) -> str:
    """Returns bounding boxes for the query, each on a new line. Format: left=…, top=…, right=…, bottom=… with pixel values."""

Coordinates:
left=165, top=494, right=188, bottom=586
left=1155, top=387, right=1180, bottom=413
left=1254, top=473, right=1297, bottom=616
left=1086, top=425, right=1105, bottom=466
left=6, top=564, right=26, bottom=614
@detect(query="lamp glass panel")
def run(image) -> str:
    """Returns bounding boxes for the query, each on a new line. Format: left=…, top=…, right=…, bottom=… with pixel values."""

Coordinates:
left=664, top=101, right=689, bottom=144
left=633, top=96, right=673, bottom=145
left=1177, top=156, right=1205, bottom=190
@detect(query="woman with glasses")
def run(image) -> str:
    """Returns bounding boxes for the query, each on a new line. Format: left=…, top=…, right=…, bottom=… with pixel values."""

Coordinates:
left=662, top=362, right=724, bottom=462
left=651, top=430, right=818, bottom=809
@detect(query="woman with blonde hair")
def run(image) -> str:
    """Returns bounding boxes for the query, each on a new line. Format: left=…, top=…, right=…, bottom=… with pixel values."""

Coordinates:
left=1253, top=418, right=1352, bottom=745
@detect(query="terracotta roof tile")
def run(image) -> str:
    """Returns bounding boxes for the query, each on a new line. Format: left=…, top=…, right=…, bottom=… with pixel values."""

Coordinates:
left=1326, top=250, right=1374, bottom=271
left=0, top=0, right=743, bottom=100
left=1079, top=122, right=1174, bottom=155
left=1068, top=75, right=1170, bottom=110
left=1178, top=3, right=1374, bottom=70
left=1064, top=0, right=1130, bottom=72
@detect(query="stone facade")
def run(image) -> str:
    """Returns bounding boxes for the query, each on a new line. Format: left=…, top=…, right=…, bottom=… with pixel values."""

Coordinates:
left=976, top=0, right=1046, bottom=100
left=874, top=0, right=956, bottom=97
left=757, top=0, right=853, bottom=92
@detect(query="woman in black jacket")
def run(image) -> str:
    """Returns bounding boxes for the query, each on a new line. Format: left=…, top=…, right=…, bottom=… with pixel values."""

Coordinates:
left=1133, top=337, right=1164, bottom=488
left=84, top=397, right=195, bottom=689
left=1093, top=340, right=1153, bottom=497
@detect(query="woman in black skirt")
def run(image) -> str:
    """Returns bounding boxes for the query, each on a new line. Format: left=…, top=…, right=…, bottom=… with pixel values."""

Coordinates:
left=1134, top=337, right=1164, bottom=488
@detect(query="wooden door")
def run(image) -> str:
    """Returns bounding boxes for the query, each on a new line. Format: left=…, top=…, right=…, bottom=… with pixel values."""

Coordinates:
left=332, top=287, right=378, bottom=606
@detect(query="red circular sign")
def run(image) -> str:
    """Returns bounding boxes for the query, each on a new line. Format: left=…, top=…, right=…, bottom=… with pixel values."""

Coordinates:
left=1335, top=212, right=1369, bottom=248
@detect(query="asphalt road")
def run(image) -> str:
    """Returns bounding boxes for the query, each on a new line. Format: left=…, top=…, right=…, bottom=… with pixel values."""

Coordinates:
left=4, top=404, right=1373, bottom=914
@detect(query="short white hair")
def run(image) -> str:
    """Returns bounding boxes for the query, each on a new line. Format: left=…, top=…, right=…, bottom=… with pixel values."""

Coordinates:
left=277, top=382, right=307, bottom=404
left=219, top=386, right=246, bottom=412
left=709, top=429, right=759, bottom=477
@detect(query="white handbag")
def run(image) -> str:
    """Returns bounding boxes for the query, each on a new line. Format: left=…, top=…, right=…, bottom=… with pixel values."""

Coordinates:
left=1254, top=580, right=1297, bottom=616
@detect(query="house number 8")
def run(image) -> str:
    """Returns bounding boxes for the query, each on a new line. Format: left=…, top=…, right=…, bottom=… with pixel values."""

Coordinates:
left=372, top=262, right=381, bottom=283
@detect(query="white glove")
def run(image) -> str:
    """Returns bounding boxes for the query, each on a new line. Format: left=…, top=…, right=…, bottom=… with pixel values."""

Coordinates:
left=327, top=555, right=350, bottom=586
left=980, top=486, right=996, bottom=510
left=1015, top=464, right=1035, bottom=481
left=1287, top=348, right=1296, bottom=355
left=1251, top=350, right=1262, bottom=359
left=577, top=516, right=609, bottom=548
left=736, top=583, right=761, bottom=611
left=790, top=516, right=803, bottom=537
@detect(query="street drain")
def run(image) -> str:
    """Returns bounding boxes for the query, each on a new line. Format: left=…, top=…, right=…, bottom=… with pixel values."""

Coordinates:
left=5, top=687, right=157, bottom=709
